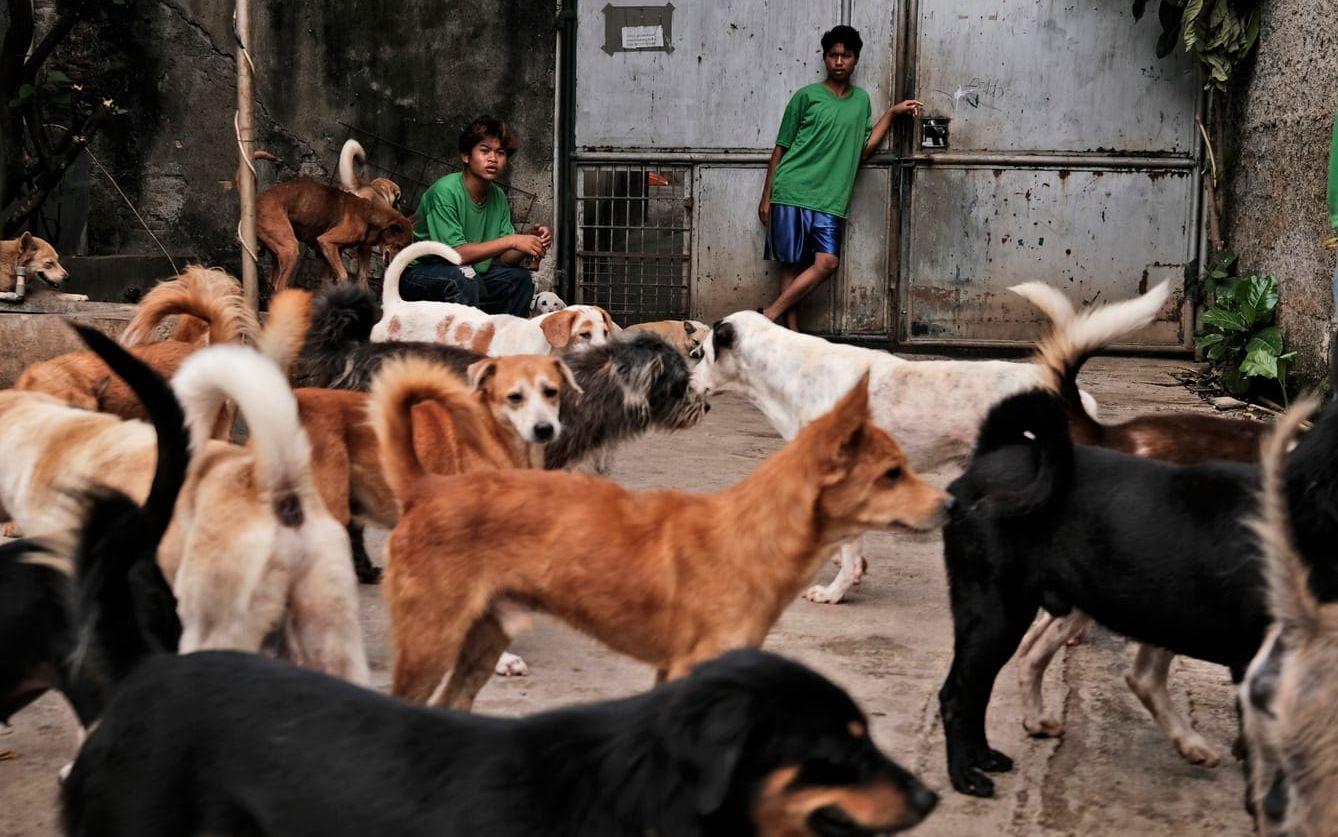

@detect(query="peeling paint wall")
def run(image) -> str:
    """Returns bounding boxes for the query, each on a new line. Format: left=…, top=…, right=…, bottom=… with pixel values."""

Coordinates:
left=1226, top=0, right=1338, bottom=386
left=37, top=0, right=556, bottom=284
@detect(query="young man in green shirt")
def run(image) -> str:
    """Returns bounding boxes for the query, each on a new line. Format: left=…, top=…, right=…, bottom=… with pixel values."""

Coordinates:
left=402, top=116, right=550, bottom=316
left=758, top=26, right=921, bottom=330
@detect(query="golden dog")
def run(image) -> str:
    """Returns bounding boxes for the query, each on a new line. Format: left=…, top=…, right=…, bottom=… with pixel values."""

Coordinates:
left=15, top=266, right=255, bottom=419
left=376, top=373, right=951, bottom=708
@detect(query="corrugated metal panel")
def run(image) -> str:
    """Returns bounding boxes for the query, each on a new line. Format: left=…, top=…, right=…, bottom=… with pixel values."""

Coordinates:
left=903, top=166, right=1194, bottom=347
left=576, top=1, right=894, bottom=151
left=915, top=1, right=1199, bottom=155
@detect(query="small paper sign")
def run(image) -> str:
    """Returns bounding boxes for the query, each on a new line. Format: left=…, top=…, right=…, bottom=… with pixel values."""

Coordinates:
left=621, top=24, right=664, bottom=50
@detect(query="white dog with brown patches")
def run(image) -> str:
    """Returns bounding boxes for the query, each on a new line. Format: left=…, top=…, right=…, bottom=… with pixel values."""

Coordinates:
left=372, top=241, right=617, bottom=354
left=692, top=310, right=1100, bottom=603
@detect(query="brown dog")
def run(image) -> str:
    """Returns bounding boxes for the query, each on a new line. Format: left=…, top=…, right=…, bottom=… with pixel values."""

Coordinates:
left=0, top=232, right=80, bottom=302
left=626, top=319, right=710, bottom=362
left=338, top=139, right=401, bottom=209
left=296, top=353, right=577, bottom=582
left=376, top=373, right=951, bottom=708
left=257, top=179, right=414, bottom=290
left=15, top=266, right=256, bottom=419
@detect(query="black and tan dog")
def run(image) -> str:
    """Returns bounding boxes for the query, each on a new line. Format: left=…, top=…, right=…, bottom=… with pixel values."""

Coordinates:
left=62, top=649, right=937, bottom=836
left=1, top=325, right=185, bottom=730
left=937, top=389, right=1338, bottom=798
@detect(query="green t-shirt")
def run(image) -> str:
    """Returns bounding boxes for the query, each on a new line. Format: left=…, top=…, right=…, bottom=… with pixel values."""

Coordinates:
left=769, top=83, right=873, bottom=219
left=413, top=172, right=516, bottom=273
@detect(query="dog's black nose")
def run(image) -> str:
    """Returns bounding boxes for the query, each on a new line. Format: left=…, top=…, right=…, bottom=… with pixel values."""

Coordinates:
left=533, top=423, right=555, bottom=442
left=910, top=785, right=939, bottom=816
left=704, top=402, right=712, bottom=413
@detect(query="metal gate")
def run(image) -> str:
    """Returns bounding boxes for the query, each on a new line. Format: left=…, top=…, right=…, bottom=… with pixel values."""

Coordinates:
left=568, top=1, right=1201, bottom=347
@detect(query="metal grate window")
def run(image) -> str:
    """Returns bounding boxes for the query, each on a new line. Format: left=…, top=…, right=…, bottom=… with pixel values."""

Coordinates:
left=576, top=164, right=691, bottom=324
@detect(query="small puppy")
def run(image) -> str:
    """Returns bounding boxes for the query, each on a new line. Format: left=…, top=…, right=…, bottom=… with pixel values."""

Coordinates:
left=15, top=266, right=256, bottom=419
left=61, top=648, right=939, bottom=836
left=337, top=139, right=401, bottom=208
left=373, top=247, right=616, bottom=354
left=378, top=375, right=950, bottom=707
left=0, top=231, right=83, bottom=302
left=627, top=319, right=711, bottom=362
left=1, top=325, right=186, bottom=729
left=257, top=179, right=414, bottom=290
left=531, top=290, right=566, bottom=315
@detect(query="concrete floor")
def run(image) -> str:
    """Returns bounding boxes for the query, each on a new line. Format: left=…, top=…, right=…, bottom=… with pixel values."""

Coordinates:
left=0, top=356, right=1255, bottom=836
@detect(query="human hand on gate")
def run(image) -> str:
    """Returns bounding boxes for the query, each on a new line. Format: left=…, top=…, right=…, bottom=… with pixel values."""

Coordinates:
left=890, top=99, right=924, bottom=117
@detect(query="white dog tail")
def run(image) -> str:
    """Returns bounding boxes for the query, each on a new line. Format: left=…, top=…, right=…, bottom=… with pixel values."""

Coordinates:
left=1011, top=280, right=1170, bottom=432
left=172, top=345, right=314, bottom=526
left=120, top=266, right=258, bottom=348
left=1254, top=397, right=1322, bottom=631
left=381, top=240, right=463, bottom=307
left=338, top=139, right=365, bottom=191
left=368, top=354, right=492, bottom=508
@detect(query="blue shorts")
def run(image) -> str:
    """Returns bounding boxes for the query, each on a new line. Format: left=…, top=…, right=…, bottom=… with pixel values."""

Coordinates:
left=764, top=204, right=844, bottom=266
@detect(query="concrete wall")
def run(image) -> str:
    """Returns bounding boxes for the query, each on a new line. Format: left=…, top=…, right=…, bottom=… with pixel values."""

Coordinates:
left=1226, top=0, right=1338, bottom=386
left=38, top=0, right=557, bottom=288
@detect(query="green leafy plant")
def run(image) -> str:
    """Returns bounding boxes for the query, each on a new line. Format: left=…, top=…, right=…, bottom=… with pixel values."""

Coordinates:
left=1133, top=0, right=1262, bottom=91
left=1195, top=273, right=1294, bottom=401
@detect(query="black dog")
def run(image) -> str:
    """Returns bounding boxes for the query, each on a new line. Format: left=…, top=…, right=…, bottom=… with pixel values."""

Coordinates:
left=63, top=648, right=937, bottom=836
left=0, top=325, right=185, bottom=728
left=937, top=390, right=1338, bottom=798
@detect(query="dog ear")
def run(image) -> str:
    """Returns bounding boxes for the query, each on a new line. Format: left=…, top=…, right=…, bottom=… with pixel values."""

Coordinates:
left=541, top=310, right=579, bottom=349
left=659, top=688, right=755, bottom=816
left=812, top=372, right=872, bottom=479
left=712, top=320, right=735, bottom=353
left=18, top=231, right=34, bottom=254
left=598, top=306, right=619, bottom=335
left=551, top=358, right=583, bottom=396
left=683, top=320, right=697, bottom=335
left=467, top=359, right=499, bottom=392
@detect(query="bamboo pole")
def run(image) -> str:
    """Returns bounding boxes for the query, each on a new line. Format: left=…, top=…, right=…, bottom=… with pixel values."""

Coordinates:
left=235, top=0, right=258, bottom=311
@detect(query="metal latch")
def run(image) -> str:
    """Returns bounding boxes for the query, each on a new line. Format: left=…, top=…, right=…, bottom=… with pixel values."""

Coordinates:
left=921, top=117, right=950, bottom=149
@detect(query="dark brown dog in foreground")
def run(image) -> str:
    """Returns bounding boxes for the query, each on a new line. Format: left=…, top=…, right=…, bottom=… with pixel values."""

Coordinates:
left=257, top=180, right=414, bottom=290
left=376, top=372, right=952, bottom=708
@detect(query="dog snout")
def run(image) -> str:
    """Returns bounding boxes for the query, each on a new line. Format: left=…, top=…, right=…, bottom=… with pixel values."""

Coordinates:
left=533, top=422, right=555, bottom=442
left=909, top=783, right=939, bottom=818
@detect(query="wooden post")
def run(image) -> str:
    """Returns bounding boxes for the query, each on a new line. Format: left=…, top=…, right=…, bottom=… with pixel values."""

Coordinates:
left=235, top=0, right=258, bottom=310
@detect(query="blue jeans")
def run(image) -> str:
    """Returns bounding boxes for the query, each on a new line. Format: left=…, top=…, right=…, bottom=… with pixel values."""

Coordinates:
left=398, top=259, right=535, bottom=317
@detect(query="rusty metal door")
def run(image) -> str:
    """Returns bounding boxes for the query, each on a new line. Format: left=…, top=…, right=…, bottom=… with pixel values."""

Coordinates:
left=900, top=0, right=1202, bottom=348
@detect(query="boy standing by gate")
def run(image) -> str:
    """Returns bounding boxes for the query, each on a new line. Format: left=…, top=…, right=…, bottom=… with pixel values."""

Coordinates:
left=758, top=25, right=921, bottom=330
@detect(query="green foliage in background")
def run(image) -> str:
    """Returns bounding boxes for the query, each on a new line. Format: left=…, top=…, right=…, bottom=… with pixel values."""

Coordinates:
left=1195, top=271, right=1294, bottom=401
left=1133, top=0, right=1262, bottom=91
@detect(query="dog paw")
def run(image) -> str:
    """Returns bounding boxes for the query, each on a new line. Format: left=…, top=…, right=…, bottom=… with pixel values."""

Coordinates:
left=0, top=521, right=21, bottom=538
left=978, top=748, right=1014, bottom=773
left=353, top=560, right=382, bottom=585
left=803, top=584, right=847, bottom=604
left=494, top=652, right=529, bottom=677
left=1023, top=715, right=1065, bottom=738
left=1175, top=735, right=1221, bottom=768
left=950, top=767, right=996, bottom=798
left=58, top=293, right=89, bottom=302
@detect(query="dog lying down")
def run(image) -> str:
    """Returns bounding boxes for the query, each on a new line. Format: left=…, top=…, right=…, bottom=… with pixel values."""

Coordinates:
left=61, top=648, right=939, bottom=836
left=377, top=374, right=951, bottom=708
left=937, top=389, right=1338, bottom=798
left=1241, top=398, right=1338, bottom=834
left=1, top=325, right=186, bottom=730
